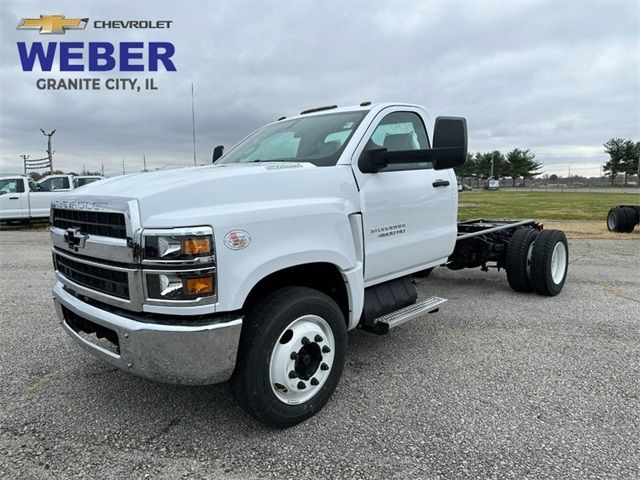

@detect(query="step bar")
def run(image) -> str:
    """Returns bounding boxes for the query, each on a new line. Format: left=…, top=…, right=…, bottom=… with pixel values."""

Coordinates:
left=366, top=296, right=447, bottom=334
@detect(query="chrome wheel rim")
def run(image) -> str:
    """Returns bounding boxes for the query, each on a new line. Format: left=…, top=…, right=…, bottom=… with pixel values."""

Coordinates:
left=550, top=242, right=567, bottom=284
left=607, top=213, right=616, bottom=230
left=269, top=315, right=335, bottom=405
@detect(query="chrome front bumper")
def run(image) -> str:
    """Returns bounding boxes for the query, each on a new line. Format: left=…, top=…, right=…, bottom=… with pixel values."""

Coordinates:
left=53, top=281, right=242, bottom=385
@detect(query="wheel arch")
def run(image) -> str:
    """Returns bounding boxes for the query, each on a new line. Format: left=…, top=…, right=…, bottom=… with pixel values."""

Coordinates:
left=241, top=262, right=356, bottom=327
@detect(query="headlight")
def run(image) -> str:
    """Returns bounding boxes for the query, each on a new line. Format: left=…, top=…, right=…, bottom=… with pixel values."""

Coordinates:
left=142, top=227, right=217, bottom=304
left=145, top=234, right=213, bottom=260
left=146, top=271, right=215, bottom=300
left=143, top=227, right=214, bottom=262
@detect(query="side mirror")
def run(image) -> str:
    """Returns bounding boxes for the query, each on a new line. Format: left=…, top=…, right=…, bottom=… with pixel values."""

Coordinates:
left=212, top=145, right=224, bottom=163
left=432, top=117, right=467, bottom=170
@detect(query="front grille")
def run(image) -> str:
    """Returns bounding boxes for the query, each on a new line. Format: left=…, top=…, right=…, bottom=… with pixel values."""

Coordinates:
left=52, top=208, right=126, bottom=239
left=55, top=254, right=130, bottom=299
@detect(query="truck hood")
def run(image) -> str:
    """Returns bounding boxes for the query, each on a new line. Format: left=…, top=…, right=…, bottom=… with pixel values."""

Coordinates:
left=60, top=162, right=361, bottom=228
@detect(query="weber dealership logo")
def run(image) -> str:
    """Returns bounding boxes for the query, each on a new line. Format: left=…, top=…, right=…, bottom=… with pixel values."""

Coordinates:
left=16, top=14, right=176, bottom=92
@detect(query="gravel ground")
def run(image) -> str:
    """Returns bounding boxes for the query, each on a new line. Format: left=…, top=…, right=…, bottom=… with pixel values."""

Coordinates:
left=0, top=231, right=638, bottom=479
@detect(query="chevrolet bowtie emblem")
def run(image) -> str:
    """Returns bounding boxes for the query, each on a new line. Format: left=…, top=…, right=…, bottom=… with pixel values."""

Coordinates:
left=17, top=15, right=88, bottom=34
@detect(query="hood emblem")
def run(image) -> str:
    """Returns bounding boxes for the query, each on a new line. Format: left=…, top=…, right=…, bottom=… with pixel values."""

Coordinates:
left=64, top=227, right=88, bottom=250
left=224, top=230, right=251, bottom=250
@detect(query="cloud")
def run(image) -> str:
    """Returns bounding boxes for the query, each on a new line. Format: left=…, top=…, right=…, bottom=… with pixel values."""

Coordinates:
left=0, top=0, right=638, bottom=177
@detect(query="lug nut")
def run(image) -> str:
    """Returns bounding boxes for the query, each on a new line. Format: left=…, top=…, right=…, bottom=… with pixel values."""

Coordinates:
left=322, top=345, right=331, bottom=353
left=310, top=377, right=319, bottom=386
left=302, top=336, right=310, bottom=345
left=288, top=370, right=297, bottom=379
left=297, top=381, right=306, bottom=390
left=314, top=334, right=323, bottom=342
left=320, top=363, right=329, bottom=371
left=290, top=352, right=298, bottom=360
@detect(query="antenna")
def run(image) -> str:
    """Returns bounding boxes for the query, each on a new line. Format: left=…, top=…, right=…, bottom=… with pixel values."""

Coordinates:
left=191, top=82, right=197, bottom=166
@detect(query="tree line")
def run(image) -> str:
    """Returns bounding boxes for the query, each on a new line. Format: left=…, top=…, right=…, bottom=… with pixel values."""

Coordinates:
left=454, top=148, right=543, bottom=186
left=603, top=138, right=639, bottom=185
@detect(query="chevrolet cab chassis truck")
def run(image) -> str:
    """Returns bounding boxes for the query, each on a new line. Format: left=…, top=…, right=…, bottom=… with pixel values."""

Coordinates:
left=50, top=103, right=568, bottom=426
left=607, top=205, right=640, bottom=233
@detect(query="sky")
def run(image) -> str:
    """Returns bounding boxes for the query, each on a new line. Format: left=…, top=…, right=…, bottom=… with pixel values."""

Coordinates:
left=0, top=0, right=638, bottom=178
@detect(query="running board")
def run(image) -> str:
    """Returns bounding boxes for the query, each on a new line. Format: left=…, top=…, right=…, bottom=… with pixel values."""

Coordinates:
left=360, top=296, right=447, bottom=335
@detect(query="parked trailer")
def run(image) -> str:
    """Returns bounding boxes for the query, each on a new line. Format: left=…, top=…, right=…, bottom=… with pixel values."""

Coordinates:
left=607, top=205, right=640, bottom=233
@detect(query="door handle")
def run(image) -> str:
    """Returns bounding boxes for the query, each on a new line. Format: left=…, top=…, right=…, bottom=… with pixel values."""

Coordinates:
left=9, top=196, right=19, bottom=199
left=432, top=180, right=450, bottom=188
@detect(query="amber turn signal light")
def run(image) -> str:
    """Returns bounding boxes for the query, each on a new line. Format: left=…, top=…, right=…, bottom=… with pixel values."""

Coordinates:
left=183, top=276, right=214, bottom=295
left=182, top=236, right=212, bottom=256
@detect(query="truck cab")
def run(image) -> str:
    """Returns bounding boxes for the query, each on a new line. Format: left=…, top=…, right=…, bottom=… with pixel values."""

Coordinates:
left=0, top=174, right=103, bottom=222
left=50, top=103, right=568, bottom=426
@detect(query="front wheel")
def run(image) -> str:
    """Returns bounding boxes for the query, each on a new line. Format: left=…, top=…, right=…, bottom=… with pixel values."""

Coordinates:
left=530, top=230, right=568, bottom=296
left=231, top=287, right=347, bottom=427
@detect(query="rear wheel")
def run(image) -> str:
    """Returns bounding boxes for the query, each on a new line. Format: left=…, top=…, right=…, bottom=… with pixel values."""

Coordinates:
left=505, top=227, right=538, bottom=292
left=231, top=287, right=347, bottom=427
left=621, top=207, right=637, bottom=233
left=607, top=207, right=622, bottom=232
left=530, top=230, right=568, bottom=296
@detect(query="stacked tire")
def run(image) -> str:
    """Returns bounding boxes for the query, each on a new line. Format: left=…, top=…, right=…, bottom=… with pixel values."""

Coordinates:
left=505, top=228, right=568, bottom=296
left=607, top=206, right=637, bottom=233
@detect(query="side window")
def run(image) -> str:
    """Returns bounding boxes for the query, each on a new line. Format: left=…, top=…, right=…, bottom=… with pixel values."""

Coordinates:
left=0, top=179, right=21, bottom=194
left=39, top=177, right=69, bottom=191
left=367, top=111, right=431, bottom=172
left=37, top=178, right=52, bottom=191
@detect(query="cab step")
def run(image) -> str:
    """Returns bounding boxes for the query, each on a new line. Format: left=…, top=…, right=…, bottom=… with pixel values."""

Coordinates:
left=361, top=296, right=447, bottom=335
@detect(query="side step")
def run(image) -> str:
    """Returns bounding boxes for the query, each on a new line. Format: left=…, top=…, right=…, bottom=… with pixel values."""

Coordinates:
left=361, top=296, right=447, bottom=335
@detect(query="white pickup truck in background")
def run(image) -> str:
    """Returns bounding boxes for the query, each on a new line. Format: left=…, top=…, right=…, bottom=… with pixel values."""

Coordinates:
left=49, top=102, right=569, bottom=427
left=0, top=174, right=104, bottom=223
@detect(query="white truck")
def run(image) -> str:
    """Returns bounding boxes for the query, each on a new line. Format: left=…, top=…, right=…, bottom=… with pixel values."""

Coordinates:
left=50, top=103, right=569, bottom=427
left=0, top=174, right=104, bottom=223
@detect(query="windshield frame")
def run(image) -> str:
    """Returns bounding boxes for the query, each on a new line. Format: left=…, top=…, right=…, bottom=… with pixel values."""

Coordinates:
left=215, top=110, right=369, bottom=167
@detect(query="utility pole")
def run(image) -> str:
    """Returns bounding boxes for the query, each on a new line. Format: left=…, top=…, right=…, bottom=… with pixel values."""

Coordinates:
left=101, top=162, right=104, bottom=176
left=82, top=164, right=86, bottom=175
left=122, top=157, right=126, bottom=175
left=143, top=154, right=147, bottom=172
left=40, top=129, right=56, bottom=171
left=20, top=154, right=29, bottom=174
left=490, top=156, right=494, bottom=179
left=191, top=82, right=197, bottom=166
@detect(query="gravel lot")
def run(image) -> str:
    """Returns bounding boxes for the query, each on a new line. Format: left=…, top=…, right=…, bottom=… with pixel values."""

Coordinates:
left=0, top=231, right=638, bottom=479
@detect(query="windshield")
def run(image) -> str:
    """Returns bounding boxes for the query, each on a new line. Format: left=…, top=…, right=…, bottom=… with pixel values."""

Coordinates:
left=216, top=111, right=368, bottom=167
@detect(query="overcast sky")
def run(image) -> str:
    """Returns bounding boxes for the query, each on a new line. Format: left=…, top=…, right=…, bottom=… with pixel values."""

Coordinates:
left=0, top=0, right=638, bottom=177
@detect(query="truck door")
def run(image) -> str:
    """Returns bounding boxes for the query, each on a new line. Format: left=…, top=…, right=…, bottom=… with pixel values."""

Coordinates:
left=31, top=175, right=72, bottom=217
left=0, top=178, right=26, bottom=219
left=350, top=108, right=457, bottom=284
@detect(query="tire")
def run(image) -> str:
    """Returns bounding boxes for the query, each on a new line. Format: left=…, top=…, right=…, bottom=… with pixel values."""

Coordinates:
left=607, top=207, right=622, bottom=232
left=621, top=207, right=637, bottom=233
left=505, top=227, right=538, bottom=292
left=231, top=287, right=347, bottom=427
left=530, top=230, right=568, bottom=296
left=413, top=267, right=434, bottom=278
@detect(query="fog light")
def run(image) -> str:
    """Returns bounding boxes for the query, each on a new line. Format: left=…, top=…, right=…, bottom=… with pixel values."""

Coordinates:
left=184, top=276, right=214, bottom=295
